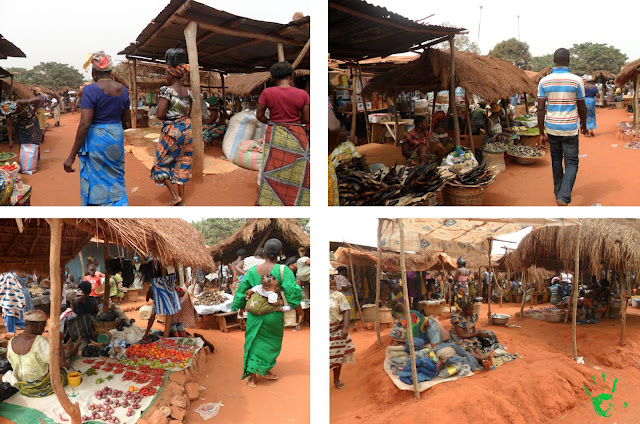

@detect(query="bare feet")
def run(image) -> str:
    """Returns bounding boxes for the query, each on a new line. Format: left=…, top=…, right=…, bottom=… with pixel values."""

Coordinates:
left=169, top=196, right=183, bottom=206
left=334, top=379, right=345, bottom=389
left=482, top=351, right=495, bottom=370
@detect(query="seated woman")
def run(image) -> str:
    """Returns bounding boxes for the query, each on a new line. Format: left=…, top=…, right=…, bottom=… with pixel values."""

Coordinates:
left=484, top=102, right=515, bottom=145
left=429, top=120, right=448, bottom=160
left=7, top=310, right=80, bottom=397
left=400, top=115, right=430, bottom=165
left=574, top=279, right=610, bottom=323
left=549, top=277, right=562, bottom=305
left=202, top=98, right=229, bottom=147
left=67, top=281, right=98, bottom=348
left=449, top=297, right=494, bottom=370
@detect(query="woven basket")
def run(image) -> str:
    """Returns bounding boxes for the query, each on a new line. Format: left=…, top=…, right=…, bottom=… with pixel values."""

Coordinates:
left=93, top=320, right=119, bottom=334
left=443, top=182, right=490, bottom=206
left=508, top=150, right=545, bottom=165
left=123, top=289, right=139, bottom=303
left=482, top=151, right=506, bottom=173
left=361, top=305, right=392, bottom=323
left=90, top=331, right=113, bottom=349
left=518, top=135, right=539, bottom=147
left=419, top=300, right=444, bottom=316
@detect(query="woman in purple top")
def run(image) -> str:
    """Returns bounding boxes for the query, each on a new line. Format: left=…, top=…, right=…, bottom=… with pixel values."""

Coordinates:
left=583, top=75, right=600, bottom=137
left=64, top=51, right=131, bottom=206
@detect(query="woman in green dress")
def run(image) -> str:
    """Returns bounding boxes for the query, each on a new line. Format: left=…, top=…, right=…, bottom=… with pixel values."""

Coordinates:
left=231, top=238, right=302, bottom=388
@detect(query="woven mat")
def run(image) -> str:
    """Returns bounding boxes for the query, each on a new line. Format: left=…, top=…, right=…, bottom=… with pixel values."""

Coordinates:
left=125, top=145, right=242, bottom=176
left=624, top=140, right=640, bottom=150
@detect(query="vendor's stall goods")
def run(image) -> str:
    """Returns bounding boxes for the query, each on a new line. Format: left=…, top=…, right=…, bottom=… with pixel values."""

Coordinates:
left=123, top=338, right=197, bottom=369
left=337, top=157, right=445, bottom=206
left=193, top=290, right=228, bottom=306
left=515, top=127, right=540, bottom=137
left=0, top=153, right=16, bottom=162
left=448, top=162, right=494, bottom=186
left=482, top=142, right=508, bottom=153
left=443, top=163, right=495, bottom=206
left=508, top=145, right=543, bottom=157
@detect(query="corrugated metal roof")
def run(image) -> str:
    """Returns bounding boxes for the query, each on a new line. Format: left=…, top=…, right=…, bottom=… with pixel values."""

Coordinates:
left=119, top=0, right=310, bottom=74
left=0, top=34, right=26, bottom=59
left=0, top=67, right=13, bottom=78
left=329, top=0, right=465, bottom=61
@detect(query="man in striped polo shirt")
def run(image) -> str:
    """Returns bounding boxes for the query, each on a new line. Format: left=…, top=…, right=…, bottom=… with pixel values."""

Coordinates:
left=537, top=48, right=587, bottom=206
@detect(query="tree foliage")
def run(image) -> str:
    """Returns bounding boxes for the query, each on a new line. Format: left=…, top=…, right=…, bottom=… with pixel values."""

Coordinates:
left=7, top=62, right=85, bottom=91
left=191, top=219, right=246, bottom=246
left=530, top=54, right=554, bottom=72
left=567, top=43, right=627, bottom=76
left=488, top=38, right=531, bottom=69
left=434, top=23, right=481, bottom=54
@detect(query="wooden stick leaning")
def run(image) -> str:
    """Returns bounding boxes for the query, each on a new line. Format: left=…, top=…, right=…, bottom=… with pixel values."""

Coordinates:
left=348, top=251, right=363, bottom=323
left=375, top=219, right=383, bottom=347
left=571, top=224, right=581, bottom=360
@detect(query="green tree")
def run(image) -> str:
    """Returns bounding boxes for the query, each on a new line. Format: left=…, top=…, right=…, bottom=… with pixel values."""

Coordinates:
left=434, top=23, right=481, bottom=54
left=7, top=62, right=85, bottom=91
left=297, top=218, right=310, bottom=234
left=488, top=38, right=531, bottom=69
left=191, top=219, right=246, bottom=246
left=568, top=43, right=627, bottom=76
left=530, top=54, right=554, bottom=72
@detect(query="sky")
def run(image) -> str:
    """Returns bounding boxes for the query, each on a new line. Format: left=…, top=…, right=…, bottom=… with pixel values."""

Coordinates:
left=327, top=218, right=532, bottom=256
left=0, top=0, right=310, bottom=78
left=364, top=0, right=640, bottom=61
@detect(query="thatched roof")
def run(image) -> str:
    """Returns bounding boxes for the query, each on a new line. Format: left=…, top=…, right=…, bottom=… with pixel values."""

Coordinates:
left=615, top=58, right=640, bottom=86
left=30, top=85, right=60, bottom=101
left=333, top=245, right=457, bottom=272
left=225, top=69, right=310, bottom=96
left=0, top=80, right=33, bottom=100
left=209, top=219, right=309, bottom=263
left=508, top=219, right=640, bottom=273
left=362, top=49, right=538, bottom=101
left=592, top=70, right=614, bottom=82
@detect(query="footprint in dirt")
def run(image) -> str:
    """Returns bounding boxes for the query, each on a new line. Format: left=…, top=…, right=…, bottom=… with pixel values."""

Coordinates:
left=584, top=373, right=628, bottom=417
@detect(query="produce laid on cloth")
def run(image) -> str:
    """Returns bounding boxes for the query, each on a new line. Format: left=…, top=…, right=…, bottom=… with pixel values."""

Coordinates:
left=508, top=145, right=544, bottom=157
left=514, top=115, right=537, bottom=122
left=336, top=156, right=446, bottom=206
left=0, top=161, right=19, bottom=172
left=515, top=127, right=540, bottom=136
left=83, top=386, right=149, bottom=422
left=193, top=290, right=228, bottom=306
left=482, top=141, right=508, bottom=153
left=0, top=152, right=17, bottom=162
left=122, top=338, right=199, bottom=370
left=442, top=146, right=478, bottom=172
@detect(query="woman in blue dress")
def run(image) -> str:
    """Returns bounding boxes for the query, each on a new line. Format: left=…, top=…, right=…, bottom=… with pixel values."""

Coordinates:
left=583, top=75, right=600, bottom=137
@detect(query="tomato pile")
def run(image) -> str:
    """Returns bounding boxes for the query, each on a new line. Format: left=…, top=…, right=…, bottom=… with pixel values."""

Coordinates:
left=0, top=162, right=18, bottom=173
left=124, top=338, right=196, bottom=369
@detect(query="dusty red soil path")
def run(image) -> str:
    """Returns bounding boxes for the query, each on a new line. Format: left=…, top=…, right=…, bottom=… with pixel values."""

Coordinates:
left=356, top=107, right=640, bottom=206
left=331, top=302, right=640, bottom=424
left=0, top=296, right=309, bottom=424
left=0, top=113, right=258, bottom=206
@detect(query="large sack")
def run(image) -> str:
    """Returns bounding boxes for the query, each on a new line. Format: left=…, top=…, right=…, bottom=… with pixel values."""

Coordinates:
left=221, top=111, right=257, bottom=160
left=253, top=120, right=268, bottom=142
left=232, top=139, right=263, bottom=171
left=19, top=144, right=39, bottom=175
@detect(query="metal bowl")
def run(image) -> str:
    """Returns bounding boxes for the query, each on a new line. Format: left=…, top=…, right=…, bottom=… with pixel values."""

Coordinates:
left=491, top=313, right=510, bottom=325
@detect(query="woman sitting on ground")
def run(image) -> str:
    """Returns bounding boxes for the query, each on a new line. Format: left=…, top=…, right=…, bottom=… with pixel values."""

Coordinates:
left=202, top=97, right=229, bottom=147
left=7, top=310, right=81, bottom=397
left=484, top=102, right=515, bottom=145
left=449, top=297, right=494, bottom=370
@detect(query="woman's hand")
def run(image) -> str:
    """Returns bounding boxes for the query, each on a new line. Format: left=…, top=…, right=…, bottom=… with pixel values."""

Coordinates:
left=342, top=325, right=349, bottom=337
left=63, top=156, right=76, bottom=173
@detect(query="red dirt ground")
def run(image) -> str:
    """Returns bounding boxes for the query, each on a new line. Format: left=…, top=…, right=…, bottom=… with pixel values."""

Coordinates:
left=0, top=113, right=258, bottom=206
left=330, top=302, right=640, bottom=424
left=0, top=296, right=310, bottom=424
left=356, top=107, right=640, bottom=206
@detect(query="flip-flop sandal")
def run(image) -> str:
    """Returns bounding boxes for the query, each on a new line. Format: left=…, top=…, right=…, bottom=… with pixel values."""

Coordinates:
left=169, top=198, right=183, bottom=206
left=248, top=380, right=256, bottom=388
left=264, top=373, right=278, bottom=380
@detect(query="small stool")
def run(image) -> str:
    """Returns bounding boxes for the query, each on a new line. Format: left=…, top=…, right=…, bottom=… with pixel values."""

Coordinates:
left=214, top=311, right=241, bottom=333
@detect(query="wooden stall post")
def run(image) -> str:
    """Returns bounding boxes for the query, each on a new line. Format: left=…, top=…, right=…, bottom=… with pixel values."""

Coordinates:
left=357, top=65, right=371, bottom=143
left=220, top=72, right=226, bottom=108
left=277, top=43, right=285, bottom=62
left=487, top=239, right=493, bottom=321
left=397, top=218, right=420, bottom=399
left=78, top=251, right=85, bottom=278
left=498, top=272, right=503, bottom=307
left=394, top=90, right=400, bottom=146
left=46, top=218, right=82, bottom=424
left=127, top=61, right=134, bottom=115
left=292, top=38, right=311, bottom=70
left=350, top=66, right=358, bottom=142
left=502, top=99, right=511, bottom=128
left=464, top=92, right=475, bottom=153
left=571, top=225, right=581, bottom=359
left=102, top=241, right=111, bottom=314
left=375, top=219, right=383, bottom=347
left=519, top=271, right=527, bottom=319
left=430, top=93, right=437, bottom=133
left=184, top=21, right=205, bottom=183
left=620, top=269, right=630, bottom=346
left=131, top=59, right=138, bottom=128
left=449, top=36, right=461, bottom=146
left=348, top=251, right=363, bottom=322
left=635, top=75, right=639, bottom=138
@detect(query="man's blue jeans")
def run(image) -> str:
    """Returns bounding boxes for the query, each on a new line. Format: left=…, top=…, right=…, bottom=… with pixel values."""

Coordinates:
left=548, top=134, right=579, bottom=204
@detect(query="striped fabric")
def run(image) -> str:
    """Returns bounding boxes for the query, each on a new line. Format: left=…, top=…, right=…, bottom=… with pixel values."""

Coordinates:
left=151, top=274, right=182, bottom=316
left=0, top=273, right=26, bottom=318
left=538, top=67, right=585, bottom=136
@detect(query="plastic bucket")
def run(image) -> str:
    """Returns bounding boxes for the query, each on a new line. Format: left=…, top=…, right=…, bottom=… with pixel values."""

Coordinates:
left=68, top=372, right=82, bottom=387
left=473, top=302, right=482, bottom=316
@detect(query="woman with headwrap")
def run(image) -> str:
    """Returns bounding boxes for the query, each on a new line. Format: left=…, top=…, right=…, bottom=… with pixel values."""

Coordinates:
left=256, top=61, right=310, bottom=206
left=449, top=296, right=494, bottom=370
left=151, top=59, right=194, bottom=206
left=583, top=75, right=599, bottom=137
left=231, top=238, right=302, bottom=388
left=0, top=97, right=44, bottom=150
left=64, top=50, right=131, bottom=206
left=202, top=96, right=229, bottom=147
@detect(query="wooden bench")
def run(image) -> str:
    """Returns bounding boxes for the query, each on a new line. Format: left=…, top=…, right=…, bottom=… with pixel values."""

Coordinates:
left=214, top=311, right=241, bottom=333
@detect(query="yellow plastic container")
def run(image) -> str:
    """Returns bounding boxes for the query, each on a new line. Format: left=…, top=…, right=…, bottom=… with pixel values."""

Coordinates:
left=68, top=372, right=82, bottom=387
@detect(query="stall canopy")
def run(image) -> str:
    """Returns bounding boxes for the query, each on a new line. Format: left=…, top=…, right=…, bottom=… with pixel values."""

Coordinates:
left=0, top=80, right=32, bottom=99
left=209, top=218, right=309, bottom=264
left=363, top=49, right=539, bottom=101
left=329, top=0, right=465, bottom=61
left=0, top=34, right=26, bottom=59
left=119, top=0, right=310, bottom=73
left=333, top=244, right=457, bottom=272
left=225, top=69, right=310, bottom=96
left=616, top=59, right=640, bottom=86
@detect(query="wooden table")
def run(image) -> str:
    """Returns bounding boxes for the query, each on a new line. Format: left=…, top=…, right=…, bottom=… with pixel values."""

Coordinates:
left=381, top=119, right=414, bottom=145
left=214, top=311, right=242, bottom=333
left=532, top=292, right=546, bottom=305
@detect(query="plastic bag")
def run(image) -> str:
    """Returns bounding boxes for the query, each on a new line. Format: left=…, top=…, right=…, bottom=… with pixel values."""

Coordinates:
left=195, top=402, right=224, bottom=420
left=438, top=362, right=463, bottom=378
left=19, top=144, right=38, bottom=175
left=0, top=382, right=17, bottom=402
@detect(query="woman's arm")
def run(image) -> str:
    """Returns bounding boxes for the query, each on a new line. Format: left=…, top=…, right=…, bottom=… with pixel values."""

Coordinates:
left=342, top=309, right=350, bottom=336
left=5, top=117, right=13, bottom=150
left=301, top=104, right=310, bottom=124
left=121, top=109, right=132, bottom=129
left=142, top=311, right=155, bottom=341
left=231, top=270, right=255, bottom=311
left=256, top=103, right=268, bottom=124
left=280, top=266, right=302, bottom=308
left=156, top=98, right=169, bottom=120
left=64, top=108, right=94, bottom=172
left=233, top=259, right=246, bottom=276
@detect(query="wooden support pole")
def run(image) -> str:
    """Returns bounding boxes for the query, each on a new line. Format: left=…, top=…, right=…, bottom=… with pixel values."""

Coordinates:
left=464, top=92, right=475, bottom=153
left=449, top=36, right=460, bottom=146
left=277, top=43, right=285, bottom=62
left=127, top=61, right=134, bottom=111
left=478, top=267, right=483, bottom=301
left=220, top=73, right=226, bottom=108
left=102, top=241, right=111, bottom=314
left=375, top=219, right=383, bottom=347
left=620, top=270, right=630, bottom=346
left=356, top=65, right=371, bottom=143
left=394, top=90, right=400, bottom=145
left=348, top=251, right=363, bottom=322
left=292, top=39, right=311, bottom=70
left=397, top=219, right=420, bottom=399
left=46, top=218, right=82, bottom=424
left=572, top=225, right=581, bottom=359
left=350, top=68, right=358, bottom=142
left=430, top=93, right=437, bottom=133
left=487, top=239, right=493, bottom=321
left=185, top=21, right=204, bottom=183
left=78, top=251, right=85, bottom=279
left=132, top=59, right=138, bottom=128
left=498, top=272, right=503, bottom=307
left=520, top=271, right=527, bottom=319
left=635, top=75, right=639, bottom=138
left=503, top=98, right=510, bottom=128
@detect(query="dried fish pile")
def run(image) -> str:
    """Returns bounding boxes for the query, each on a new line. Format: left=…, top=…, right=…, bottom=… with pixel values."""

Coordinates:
left=483, top=142, right=508, bottom=153
left=193, top=290, right=228, bottom=306
left=447, top=162, right=494, bottom=187
left=336, top=157, right=446, bottom=206
left=509, top=145, right=543, bottom=157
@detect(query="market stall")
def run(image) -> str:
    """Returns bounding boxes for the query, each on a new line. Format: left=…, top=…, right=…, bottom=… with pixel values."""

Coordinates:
left=615, top=58, right=640, bottom=141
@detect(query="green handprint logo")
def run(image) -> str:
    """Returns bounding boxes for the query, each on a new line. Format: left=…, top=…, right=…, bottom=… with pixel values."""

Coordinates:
left=584, top=373, right=628, bottom=417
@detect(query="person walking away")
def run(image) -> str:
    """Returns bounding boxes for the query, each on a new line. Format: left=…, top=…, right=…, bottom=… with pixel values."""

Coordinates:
left=33, top=90, right=47, bottom=142
left=150, top=51, right=193, bottom=206
left=583, top=75, right=599, bottom=137
left=256, top=61, right=310, bottom=206
left=64, top=50, right=131, bottom=206
left=329, top=278, right=355, bottom=389
left=51, top=97, right=61, bottom=127
left=537, top=48, right=587, bottom=206
left=0, top=272, right=26, bottom=333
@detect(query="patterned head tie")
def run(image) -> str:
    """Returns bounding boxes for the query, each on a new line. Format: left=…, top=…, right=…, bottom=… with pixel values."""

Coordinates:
left=83, top=51, right=113, bottom=72
left=0, top=100, right=17, bottom=116
left=167, top=64, right=189, bottom=78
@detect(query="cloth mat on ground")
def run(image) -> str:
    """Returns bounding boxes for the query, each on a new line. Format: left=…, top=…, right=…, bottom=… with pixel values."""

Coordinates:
left=624, top=140, right=640, bottom=150
left=383, top=349, right=473, bottom=393
left=125, top=145, right=242, bottom=176
left=193, top=293, right=233, bottom=315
